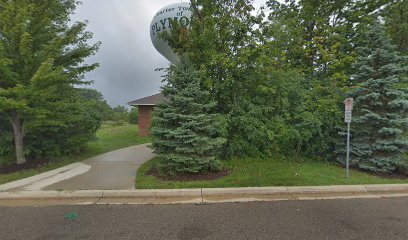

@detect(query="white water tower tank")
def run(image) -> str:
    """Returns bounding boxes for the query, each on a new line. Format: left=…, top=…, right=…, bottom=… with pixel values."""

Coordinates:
left=150, top=2, right=192, bottom=63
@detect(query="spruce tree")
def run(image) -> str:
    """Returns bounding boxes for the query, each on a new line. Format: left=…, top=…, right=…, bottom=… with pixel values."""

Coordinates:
left=340, top=22, right=408, bottom=174
left=151, top=56, right=226, bottom=175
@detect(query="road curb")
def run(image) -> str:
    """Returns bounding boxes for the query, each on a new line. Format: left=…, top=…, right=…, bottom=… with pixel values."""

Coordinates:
left=363, top=184, right=408, bottom=192
left=0, top=190, right=104, bottom=199
left=1, top=184, right=407, bottom=206
left=103, top=189, right=203, bottom=198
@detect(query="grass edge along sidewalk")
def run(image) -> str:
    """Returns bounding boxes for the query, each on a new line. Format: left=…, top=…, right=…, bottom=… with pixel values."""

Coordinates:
left=0, top=123, right=150, bottom=185
left=136, top=157, right=408, bottom=189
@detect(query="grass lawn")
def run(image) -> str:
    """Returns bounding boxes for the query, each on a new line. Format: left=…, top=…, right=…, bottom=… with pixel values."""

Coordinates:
left=0, top=123, right=150, bottom=185
left=136, top=157, right=408, bottom=189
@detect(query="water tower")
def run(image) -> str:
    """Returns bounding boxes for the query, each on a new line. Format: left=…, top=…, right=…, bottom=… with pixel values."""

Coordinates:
left=150, top=2, right=192, bottom=63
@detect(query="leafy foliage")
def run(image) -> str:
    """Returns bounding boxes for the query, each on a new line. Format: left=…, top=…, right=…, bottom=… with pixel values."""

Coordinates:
left=128, top=107, right=139, bottom=124
left=155, top=0, right=408, bottom=176
left=161, top=0, right=347, bottom=158
left=0, top=114, right=13, bottom=156
left=0, top=0, right=100, bottom=163
left=1, top=0, right=405, bottom=178
left=24, top=89, right=103, bottom=158
left=78, top=89, right=136, bottom=124
left=0, top=88, right=103, bottom=159
left=384, top=0, right=408, bottom=55
left=111, top=105, right=129, bottom=123
left=78, top=88, right=114, bottom=121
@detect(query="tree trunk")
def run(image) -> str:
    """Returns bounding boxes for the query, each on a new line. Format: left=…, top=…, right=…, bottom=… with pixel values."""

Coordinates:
left=10, top=112, right=26, bottom=165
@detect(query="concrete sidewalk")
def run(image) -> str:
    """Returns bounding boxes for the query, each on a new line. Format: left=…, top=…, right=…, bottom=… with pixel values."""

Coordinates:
left=0, top=144, right=155, bottom=192
left=44, top=144, right=155, bottom=191
left=1, top=184, right=407, bottom=206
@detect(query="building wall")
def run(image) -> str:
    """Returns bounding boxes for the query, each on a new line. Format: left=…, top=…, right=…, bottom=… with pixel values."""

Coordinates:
left=138, top=105, right=154, bottom=137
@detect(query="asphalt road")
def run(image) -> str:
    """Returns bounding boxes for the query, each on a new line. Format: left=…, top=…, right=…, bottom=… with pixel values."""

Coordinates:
left=1, top=197, right=407, bottom=240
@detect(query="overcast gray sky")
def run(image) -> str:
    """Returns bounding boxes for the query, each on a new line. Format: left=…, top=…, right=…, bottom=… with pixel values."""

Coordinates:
left=73, top=0, right=264, bottom=107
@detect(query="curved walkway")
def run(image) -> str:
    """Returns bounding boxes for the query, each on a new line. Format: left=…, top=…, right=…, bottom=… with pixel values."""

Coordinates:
left=45, top=144, right=155, bottom=190
left=0, top=144, right=155, bottom=191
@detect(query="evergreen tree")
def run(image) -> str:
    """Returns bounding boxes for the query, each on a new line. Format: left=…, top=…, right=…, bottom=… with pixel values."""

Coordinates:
left=151, top=56, right=226, bottom=175
left=340, top=22, right=408, bottom=173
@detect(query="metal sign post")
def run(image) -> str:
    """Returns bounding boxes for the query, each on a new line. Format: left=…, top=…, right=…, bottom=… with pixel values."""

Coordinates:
left=346, top=121, right=351, bottom=178
left=344, top=98, right=353, bottom=179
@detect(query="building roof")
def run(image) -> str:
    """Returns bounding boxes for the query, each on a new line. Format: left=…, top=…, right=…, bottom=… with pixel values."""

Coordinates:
left=127, top=93, right=166, bottom=106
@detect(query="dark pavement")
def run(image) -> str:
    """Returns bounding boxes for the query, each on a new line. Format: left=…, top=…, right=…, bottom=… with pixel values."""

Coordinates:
left=0, top=197, right=407, bottom=240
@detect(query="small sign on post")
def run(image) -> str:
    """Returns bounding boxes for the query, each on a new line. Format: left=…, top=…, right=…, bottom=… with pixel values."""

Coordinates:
left=345, top=98, right=354, bottom=112
left=345, top=111, right=352, bottom=123
left=344, top=98, right=353, bottom=123
left=344, top=98, right=353, bottom=179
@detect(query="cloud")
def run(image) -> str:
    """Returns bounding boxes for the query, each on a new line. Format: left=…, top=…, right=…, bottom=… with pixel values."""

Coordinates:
left=72, top=0, right=264, bottom=107
left=72, top=0, right=176, bottom=107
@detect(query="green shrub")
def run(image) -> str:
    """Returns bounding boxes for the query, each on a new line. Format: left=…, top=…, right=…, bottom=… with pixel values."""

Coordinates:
left=128, top=107, right=139, bottom=124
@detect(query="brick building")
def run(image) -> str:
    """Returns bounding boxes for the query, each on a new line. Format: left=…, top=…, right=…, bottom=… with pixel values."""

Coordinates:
left=128, top=93, right=166, bottom=136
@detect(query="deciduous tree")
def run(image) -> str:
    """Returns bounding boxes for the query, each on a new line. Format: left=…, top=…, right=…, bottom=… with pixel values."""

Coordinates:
left=0, top=0, right=100, bottom=164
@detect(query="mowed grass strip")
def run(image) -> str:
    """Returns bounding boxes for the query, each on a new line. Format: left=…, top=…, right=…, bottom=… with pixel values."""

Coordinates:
left=0, top=123, right=150, bottom=185
left=136, top=157, right=408, bottom=189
